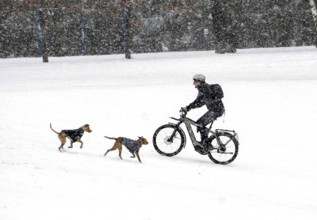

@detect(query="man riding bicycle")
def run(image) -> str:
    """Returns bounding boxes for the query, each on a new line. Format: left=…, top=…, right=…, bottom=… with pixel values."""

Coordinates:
left=181, top=74, right=225, bottom=145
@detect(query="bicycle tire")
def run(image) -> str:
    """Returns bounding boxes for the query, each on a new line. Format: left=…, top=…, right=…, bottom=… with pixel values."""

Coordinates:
left=207, top=132, right=239, bottom=165
left=152, top=124, right=186, bottom=157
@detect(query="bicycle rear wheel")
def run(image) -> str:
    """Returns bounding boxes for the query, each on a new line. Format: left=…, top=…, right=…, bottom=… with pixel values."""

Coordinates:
left=207, top=132, right=239, bottom=165
left=152, top=124, right=186, bottom=157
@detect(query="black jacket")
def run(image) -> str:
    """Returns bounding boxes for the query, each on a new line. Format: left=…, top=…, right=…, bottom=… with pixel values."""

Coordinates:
left=187, top=82, right=225, bottom=113
left=62, top=128, right=84, bottom=142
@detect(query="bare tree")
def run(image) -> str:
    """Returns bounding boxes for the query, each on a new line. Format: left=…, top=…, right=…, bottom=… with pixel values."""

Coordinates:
left=309, top=0, right=317, bottom=46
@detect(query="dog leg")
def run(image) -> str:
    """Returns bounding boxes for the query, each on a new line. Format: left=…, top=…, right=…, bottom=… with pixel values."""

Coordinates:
left=68, top=140, right=74, bottom=149
left=135, top=151, right=142, bottom=163
left=58, top=136, right=66, bottom=152
left=104, top=142, right=119, bottom=156
left=58, top=141, right=66, bottom=152
left=104, top=148, right=114, bottom=156
left=118, top=145, right=123, bottom=160
left=78, top=140, right=83, bottom=149
left=58, top=144, right=64, bottom=152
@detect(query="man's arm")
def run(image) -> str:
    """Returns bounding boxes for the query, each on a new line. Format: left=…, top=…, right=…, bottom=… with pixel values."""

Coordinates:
left=186, top=91, right=205, bottom=111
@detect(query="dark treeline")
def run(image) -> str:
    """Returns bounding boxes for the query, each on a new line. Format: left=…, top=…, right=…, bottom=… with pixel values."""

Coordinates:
left=0, top=0, right=316, bottom=58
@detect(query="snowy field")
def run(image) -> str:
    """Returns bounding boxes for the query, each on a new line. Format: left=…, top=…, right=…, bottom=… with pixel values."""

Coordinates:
left=1, top=46, right=317, bottom=220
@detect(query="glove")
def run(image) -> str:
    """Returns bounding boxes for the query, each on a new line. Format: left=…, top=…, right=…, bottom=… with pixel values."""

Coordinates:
left=180, top=107, right=188, bottom=113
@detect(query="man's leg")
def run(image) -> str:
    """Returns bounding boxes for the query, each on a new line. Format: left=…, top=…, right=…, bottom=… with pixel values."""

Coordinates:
left=196, top=111, right=217, bottom=143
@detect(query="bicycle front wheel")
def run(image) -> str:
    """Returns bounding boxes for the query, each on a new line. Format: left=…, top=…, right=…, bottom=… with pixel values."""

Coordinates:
left=207, top=132, right=239, bottom=165
left=152, top=124, right=186, bottom=157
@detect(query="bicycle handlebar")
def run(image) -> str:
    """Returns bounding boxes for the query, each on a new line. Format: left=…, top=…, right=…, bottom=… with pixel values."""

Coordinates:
left=170, top=110, right=186, bottom=122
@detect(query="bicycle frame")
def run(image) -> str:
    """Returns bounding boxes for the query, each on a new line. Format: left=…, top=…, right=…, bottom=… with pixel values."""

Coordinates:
left=170, top=113, right=238, bottom=150
left=170, top=115, right=209, bottom=149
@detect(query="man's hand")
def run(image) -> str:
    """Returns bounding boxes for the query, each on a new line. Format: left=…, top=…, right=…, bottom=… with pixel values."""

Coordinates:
left=180, top=107, right=188, bottom=113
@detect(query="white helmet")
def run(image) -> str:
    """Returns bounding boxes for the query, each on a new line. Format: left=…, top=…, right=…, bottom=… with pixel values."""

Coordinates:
left=193, top=74, right=206, bottom=82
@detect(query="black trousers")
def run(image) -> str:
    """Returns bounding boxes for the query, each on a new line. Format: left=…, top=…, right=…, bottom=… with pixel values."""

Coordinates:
left=196, top=109, right=224, bottom=141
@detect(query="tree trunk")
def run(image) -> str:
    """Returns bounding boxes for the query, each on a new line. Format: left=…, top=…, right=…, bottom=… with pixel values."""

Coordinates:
left=122, top=3, right=131, bottom=59
left=309, top=0, right=317, bottom=46
left=40, top=0, right=49, bottom=62
left=80, top=1, right=86, bottom=56
left=211, top=0, right=237, bottom=54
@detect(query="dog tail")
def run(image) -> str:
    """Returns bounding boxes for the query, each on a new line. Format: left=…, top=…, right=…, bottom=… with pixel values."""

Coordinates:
left=50, top=123, right=59, bottom=134
left=104, top=136, right=117, bottom=140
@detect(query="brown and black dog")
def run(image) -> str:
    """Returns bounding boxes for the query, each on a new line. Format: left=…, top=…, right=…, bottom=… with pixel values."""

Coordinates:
left=50, top=123, right=92, bottom=152
left=104, top=136, right=148, bottom=163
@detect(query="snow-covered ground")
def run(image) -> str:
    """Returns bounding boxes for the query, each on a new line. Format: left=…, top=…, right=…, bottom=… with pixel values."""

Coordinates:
left=1, top=46, right=317, bottom=220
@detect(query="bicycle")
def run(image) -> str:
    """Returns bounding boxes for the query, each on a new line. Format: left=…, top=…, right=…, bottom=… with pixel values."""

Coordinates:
left=152, top=111, right=239, bottom=164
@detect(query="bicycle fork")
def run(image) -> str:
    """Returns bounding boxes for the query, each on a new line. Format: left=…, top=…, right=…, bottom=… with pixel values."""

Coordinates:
left=167, top=121, right=183, bottom=143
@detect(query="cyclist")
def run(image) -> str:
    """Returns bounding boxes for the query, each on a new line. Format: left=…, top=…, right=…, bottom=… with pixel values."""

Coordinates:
left=180, top=74, right=225, bottom=145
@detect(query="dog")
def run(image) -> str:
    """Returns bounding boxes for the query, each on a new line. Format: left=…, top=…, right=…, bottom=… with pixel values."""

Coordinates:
left=104, top=136, right=148, bottom=163
left=50, top=123, right=92, bottom=152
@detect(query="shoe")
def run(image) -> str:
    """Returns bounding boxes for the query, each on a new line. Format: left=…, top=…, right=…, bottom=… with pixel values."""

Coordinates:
left=204, top=144, right=213, bottom=151
left=201, top=140, right=213, bottom=151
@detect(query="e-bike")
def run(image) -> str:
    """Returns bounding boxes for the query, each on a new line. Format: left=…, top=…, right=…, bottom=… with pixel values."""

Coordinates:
left=152, top=112, right=239, bottom=164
